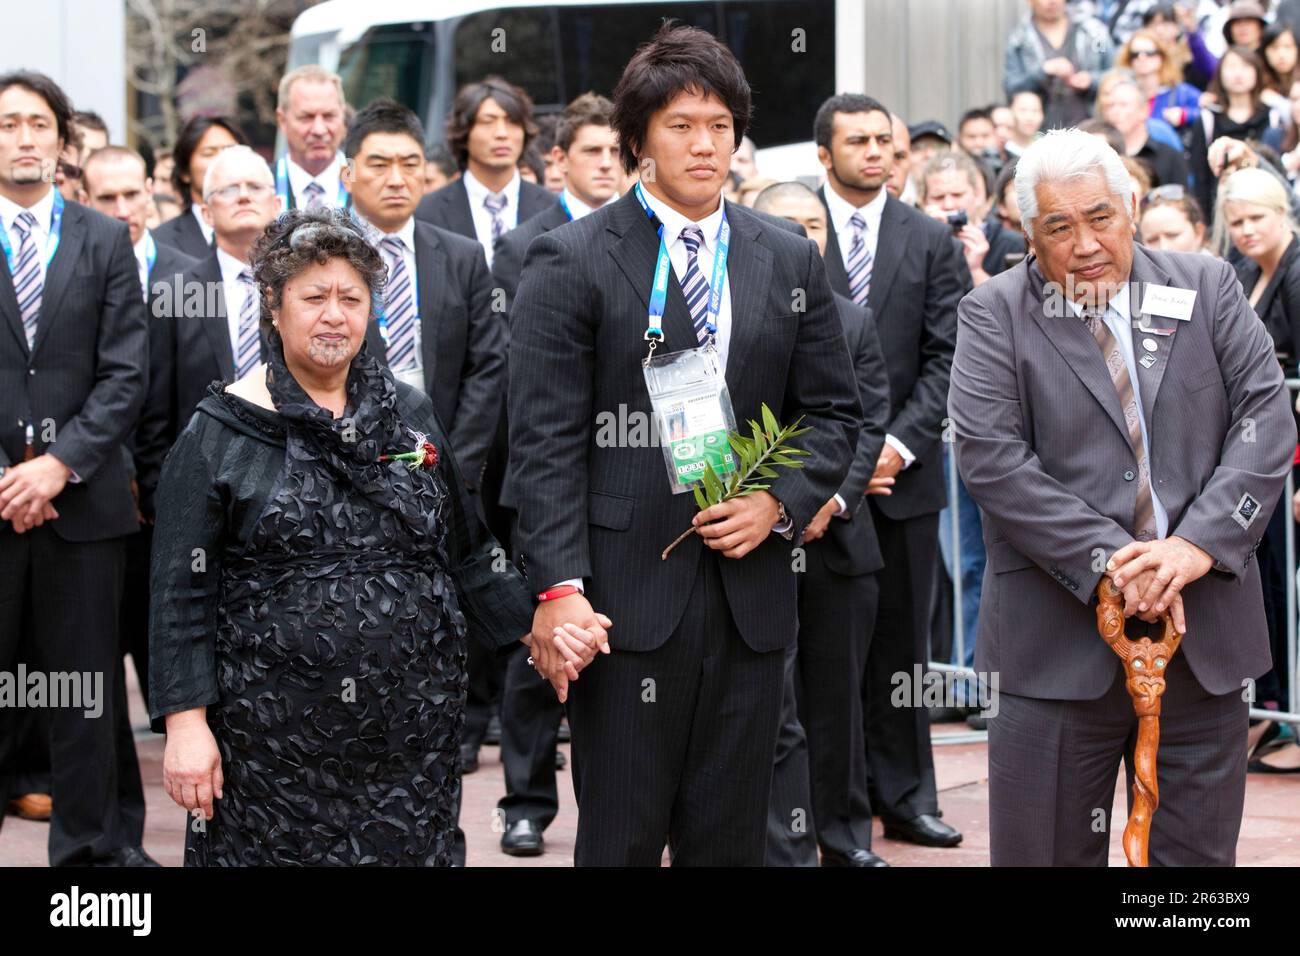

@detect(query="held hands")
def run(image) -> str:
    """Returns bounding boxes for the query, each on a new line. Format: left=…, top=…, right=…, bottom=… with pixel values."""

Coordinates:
left=163, top=709, right=223, bottom=821
left=1106, top=536, right=1214, bottom=635
left=694, top=489, right=780, bottom=558
left=803, top=497, right=841, bottom=543
left=0, top=455, right=68, bottom=532
left=524, top=592, right=612, bottom=703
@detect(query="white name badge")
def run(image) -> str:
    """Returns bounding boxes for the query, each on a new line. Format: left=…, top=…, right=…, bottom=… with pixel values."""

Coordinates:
left=1140, top=284, right=1196, bottom=322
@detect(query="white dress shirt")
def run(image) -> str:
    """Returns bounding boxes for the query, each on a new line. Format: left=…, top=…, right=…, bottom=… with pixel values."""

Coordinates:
left=192, top=204, right=215, bottom=246
left=286, top=153, right=345, bottom=209
left=216, top=246, right=255, bottom=362
left=560, top=187, right=615, bottom=221
left=0, top=186, right=58, bottom=291
left=356, top=212, right=423, bottom=386
left=821, top=184, right=916, bottom=474
left=133, top=231, right=155, bottom=303
left=1067, top=286, right=1170, bottom=539
left=462, top=167, right=522, bottom=267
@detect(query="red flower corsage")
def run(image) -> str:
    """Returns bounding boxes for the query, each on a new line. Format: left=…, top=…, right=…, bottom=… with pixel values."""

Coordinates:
left=380, top=433, right=438, bottom=471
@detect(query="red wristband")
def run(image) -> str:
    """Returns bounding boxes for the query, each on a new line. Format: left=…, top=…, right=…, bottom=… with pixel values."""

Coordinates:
left=537, top=584, right=581, bottom=602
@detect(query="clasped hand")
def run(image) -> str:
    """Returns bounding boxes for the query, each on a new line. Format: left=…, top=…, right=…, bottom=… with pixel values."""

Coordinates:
left=0, top=454, right=68, bottom=532
left=1106, top=536, right=1214, bottom=636
left=522, top=592, right=612, bottom=703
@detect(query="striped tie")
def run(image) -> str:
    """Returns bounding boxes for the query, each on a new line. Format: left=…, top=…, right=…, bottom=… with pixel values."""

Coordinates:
left=1084, top=307, right=1157, bottom=542
left=236, top=270, right=262, bottom=378
left=483, top=191, right=508, bottom=240
left=845, top=212, right=873, bottom=306
left=12, top=211, right=42, bottom=348
left=302, top=181, right=325, bottom=210
left=381, top=236, right=418, bottom=370
left=679, top=226, right=713, bottom=345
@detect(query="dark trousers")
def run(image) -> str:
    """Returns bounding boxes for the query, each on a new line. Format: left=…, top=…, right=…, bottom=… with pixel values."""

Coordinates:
left=497, top=641, right=563, bottom=829
left=0, top=527, right=129, bottom=865
left=863, top=507, right=941, bottom=823
left=764, top=642, right=819, bottom=866
left=566, top=552, right=786, bottom=866
left=116, top=524, right=155, bottom=845
left=989, top=651, right=1248, bottom=866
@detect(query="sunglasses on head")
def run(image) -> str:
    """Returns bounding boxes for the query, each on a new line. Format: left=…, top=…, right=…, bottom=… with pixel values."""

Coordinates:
left=1143, top=184, right=1185, bottom=208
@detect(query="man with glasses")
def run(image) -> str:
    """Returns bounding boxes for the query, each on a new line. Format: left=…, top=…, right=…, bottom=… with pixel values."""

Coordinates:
left=147, top=146, right=281, bottom=454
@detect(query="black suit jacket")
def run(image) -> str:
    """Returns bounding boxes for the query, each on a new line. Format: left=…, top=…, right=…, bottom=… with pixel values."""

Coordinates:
left=508, top=189, right=860, bottom=654
left=818, top=187, right=965, bottom=521
left=415, top=176, right=558, bottom=248
left=130, top=236, right=197, bottom=517
left=151, top=208, right=213, bottom=261
left=1235, top=237, right=1300, bottom=377
left=491, top=200, right=571, bottom=311
left=817, top=292, right=889, bottom=577
left=0, top=199, right=148, bottom=541
left=363, top=221, right=506, bottom=488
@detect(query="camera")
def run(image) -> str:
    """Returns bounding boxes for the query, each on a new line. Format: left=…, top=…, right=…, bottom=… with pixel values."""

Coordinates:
left=946, top=209, right=968, bottom=233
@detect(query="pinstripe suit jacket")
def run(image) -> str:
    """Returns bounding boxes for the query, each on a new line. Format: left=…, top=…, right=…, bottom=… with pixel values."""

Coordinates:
left=507, top=189, right=860, bottom=654
left=0, top=198, right=148, bottom=541
left=949, top=246, right=1294, bottom=699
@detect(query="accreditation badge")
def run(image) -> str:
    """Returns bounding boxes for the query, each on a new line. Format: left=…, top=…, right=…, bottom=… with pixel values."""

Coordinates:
left=643, top=345, right=738, bottom=495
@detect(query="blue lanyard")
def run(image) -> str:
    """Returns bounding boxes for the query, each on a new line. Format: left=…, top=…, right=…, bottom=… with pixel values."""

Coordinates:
left=0, top=191, right=64, bottom=276
left=632, top=182, right=729, bottom=349
left=142, top=230, right=157, bottom=284
left=558, top=192, right=573, bottom=221
left=364, top=220, right=421, bottom=350
left=276, top=155, right=349, bottom=211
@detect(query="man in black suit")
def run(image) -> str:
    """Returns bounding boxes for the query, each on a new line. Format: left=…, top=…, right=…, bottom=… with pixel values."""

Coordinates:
left=273, top=66, right=351, bottom=213
left=0, top=72, right=150, bottom=865
left=146, top=146, right=281, bottom=456
left=814, top=94, right=966, bottom=849
left=151, top=116, right=248, bottom=260
left=415, top=76, right=556, bottom=267
left=753, top=182, right=892, bottom=868
left=509, top=25, right=860, bottom=866
left=489, top=92, right=620, bottom=858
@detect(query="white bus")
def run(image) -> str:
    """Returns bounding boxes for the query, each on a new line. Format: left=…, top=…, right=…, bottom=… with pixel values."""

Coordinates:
left=288, top=0, right=868, bottom=181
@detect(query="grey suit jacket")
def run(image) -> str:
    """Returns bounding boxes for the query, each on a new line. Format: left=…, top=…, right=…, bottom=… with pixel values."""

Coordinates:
left=949, top=246, right=1294, bottom=699
left=508, top=189, right=860, bottom=654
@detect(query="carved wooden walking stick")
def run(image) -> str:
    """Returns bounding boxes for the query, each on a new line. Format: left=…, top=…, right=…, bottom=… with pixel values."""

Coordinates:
left=1095, top=576, right=1182, bottom=867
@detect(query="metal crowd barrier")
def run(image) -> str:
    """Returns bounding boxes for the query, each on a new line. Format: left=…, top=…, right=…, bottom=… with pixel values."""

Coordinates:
left=932, top=379, right=1300, bottom=729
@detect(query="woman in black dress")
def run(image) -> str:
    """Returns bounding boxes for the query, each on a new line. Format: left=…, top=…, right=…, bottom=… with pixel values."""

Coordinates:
left=148, top=209, right=595, bottom=864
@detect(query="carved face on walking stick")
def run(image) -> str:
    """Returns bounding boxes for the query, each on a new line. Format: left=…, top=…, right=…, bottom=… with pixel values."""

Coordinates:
left=1096, top=576, right=1182, bottom=717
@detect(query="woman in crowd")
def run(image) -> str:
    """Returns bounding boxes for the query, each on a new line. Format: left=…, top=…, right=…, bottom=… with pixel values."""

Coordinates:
left=1217, top=168, right=1300, bottom=774
left=1190, top=46, right=1286, bottom=221
left=1139, top=185, right=1212, bottom=253
left=1261, top=24, right=1300, bottom=113
left=1142, top=1, right=1218, bottom=89
left=147, top=209, right=590, bottom=864
left=1117, top=28, right=1202, bottom=134
left=151, top=114, right=248, bottom=258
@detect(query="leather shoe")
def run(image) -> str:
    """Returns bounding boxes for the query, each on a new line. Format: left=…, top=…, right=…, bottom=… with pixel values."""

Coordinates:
left=500, top=818, right=544, bottom=856
left=883, top=813, right=963, bottom=847
left=7, top=793, right=52, bottom=821
left=460, top=744, right=479, bottom=774
left=555, top=750, right=567, bottom=771
left=821, top=847, right=889, bottom=867
left=91, top=846, right=161, bottom=867
left=484, top=714, right=502, bottom=746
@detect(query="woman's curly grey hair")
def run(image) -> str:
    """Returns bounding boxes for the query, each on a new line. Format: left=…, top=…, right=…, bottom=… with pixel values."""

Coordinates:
left=250, top=206, right=387, bottom=332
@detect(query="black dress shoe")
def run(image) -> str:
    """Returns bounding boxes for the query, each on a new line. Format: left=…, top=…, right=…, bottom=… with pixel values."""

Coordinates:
left=883, top=814, right=963, bottom=847
left=460, top=744, right=479, bottom=774
left=484, top=714, right=502, bottom=746
left=966, top=713, right=989, bottom=731
left=92, top=846, right=161, bottom=867
left=557, top=720, right=571, bottom=743
left=821, top=847, right=889, bottom=867
left=555, top=750, right=567, bottom=771
left=501, top=819, right=544, bottom=856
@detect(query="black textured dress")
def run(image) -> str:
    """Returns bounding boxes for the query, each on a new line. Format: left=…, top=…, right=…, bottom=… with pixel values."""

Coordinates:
left=149, top=339, right=501, bottom=866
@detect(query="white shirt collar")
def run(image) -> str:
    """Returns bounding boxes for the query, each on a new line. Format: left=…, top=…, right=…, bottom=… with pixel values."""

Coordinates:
left=354, top=210, right=416, bottom=252
left=133, top=229, right=154, bottom=265
left=216, top=246, right=252, bottom=285
left=0, top=185, right=57, bottom=235
left=641, top=186, right=726, bottom=252
left=285, top=152, right=344, bottom=202
left=192, top=204, right=215, bottom=243
left=463, top=166, right=521, bottom=211
left=1064, top=281, right=1131, bottom=321
left=560, top=187, right=613, bottom=220
left=823, top=182, right=887, bottom=235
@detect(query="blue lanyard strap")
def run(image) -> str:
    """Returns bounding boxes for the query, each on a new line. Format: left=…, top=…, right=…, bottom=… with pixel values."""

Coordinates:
left=0, top=190, right=64, bottom=275
left=632, top=182, right=729, bottom=347
left=143, top=230, right=157, bottom=284
left=276, top=155, right=350, bottom=211
left=558, top=192, right=573, bottom=222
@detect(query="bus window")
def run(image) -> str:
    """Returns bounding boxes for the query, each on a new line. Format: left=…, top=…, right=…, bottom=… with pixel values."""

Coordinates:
left=452, top=8, right=561, bottom=109
left=338, top=22, right=434, bottom=119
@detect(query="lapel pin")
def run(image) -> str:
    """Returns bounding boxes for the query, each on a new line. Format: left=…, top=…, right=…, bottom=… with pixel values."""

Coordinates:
left=1140, top=353, right=1157, bottom=369
left=1142, top=338, right=1158, bottom=352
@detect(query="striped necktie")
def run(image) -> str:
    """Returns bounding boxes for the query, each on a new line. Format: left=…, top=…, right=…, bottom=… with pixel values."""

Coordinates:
left=380, top=235, right=418, bottom=370
left=1083, top=307, right=1157, bottom=541
left=302, top=181, right=325, bottom=210
left=679, top=226, right=713, bottom=345
left=483, top=191, right=508, bottom=240
left=12, top=211, right=42, bottom=348
left=845, top=211, right=872, bottom=306
left=236, top=269, right=262, bottom=378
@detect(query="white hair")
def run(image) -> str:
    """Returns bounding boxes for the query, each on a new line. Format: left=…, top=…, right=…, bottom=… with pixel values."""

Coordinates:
left=202, top=145, right=275, bottom=201
left=1015, top=128, right=1134, bottom=240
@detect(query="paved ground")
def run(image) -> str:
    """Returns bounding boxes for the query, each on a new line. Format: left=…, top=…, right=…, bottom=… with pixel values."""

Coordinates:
left=3, top=675, right=1298, bottom=866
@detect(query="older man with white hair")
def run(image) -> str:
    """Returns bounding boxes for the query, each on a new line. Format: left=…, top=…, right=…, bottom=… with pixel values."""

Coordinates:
left=144, top=146, right=282, bottom=457
left=949, top=128, right=1294, bottom=865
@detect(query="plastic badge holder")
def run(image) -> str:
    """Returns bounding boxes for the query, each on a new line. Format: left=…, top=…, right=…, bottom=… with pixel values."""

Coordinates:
left=642, top=346, right=739, bottom=495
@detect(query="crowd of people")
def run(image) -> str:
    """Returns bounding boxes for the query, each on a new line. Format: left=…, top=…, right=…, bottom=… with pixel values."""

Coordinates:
left=0, top=1, right=1299, bottom=870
